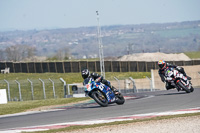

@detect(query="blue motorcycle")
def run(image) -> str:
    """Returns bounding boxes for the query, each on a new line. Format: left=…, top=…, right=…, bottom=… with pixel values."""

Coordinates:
left=83, top=77, right=125, bottom=107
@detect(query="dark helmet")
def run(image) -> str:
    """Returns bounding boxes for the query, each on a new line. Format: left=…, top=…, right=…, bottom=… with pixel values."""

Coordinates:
left=81, top=69, right=90, bottom=79
left=158, top=60, right=166, bottom=70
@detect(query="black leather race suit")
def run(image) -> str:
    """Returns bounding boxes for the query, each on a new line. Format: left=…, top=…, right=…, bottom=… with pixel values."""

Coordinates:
left=158, top=63, right=186, bottom=90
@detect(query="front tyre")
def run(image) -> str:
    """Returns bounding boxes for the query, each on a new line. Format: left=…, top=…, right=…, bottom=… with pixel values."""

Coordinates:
left=177, top=80, right=190, bottom=93
left=91, top=90, right=108, bottom=107
left=115, top=93, right=125, bottom=105
left=190, top=86, right=194, bottom=92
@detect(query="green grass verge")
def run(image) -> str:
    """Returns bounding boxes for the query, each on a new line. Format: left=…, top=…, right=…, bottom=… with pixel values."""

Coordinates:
left=184, top=51, right=200, bottom=59
left=0, top=72, right=150, bottom=83
left=0, top=97, right=89, bottom=115
left=31, top=112, right=200, bottom=133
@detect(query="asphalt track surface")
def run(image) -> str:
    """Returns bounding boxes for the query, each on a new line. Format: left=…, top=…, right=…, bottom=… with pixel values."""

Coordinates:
left=0, top=88, right=200, bottom=131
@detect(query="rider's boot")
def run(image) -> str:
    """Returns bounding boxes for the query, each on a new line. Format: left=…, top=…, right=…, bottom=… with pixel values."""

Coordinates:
left=166, top=82, right=174, bottom=90
left=110, top=86, right=119, bottom=95
left=186, top=76, right=192, bottom=80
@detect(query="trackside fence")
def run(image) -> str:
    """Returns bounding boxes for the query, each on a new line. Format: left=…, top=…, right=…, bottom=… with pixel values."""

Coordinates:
left=0, top=79, right=65, bottom=101
left=0, top=60, right=200, bottom=73
left=0, top=77, right=155, bottom=102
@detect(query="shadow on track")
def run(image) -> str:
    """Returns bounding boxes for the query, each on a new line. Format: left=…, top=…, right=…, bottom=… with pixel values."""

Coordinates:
left=80, top=104, right=117, bottom=109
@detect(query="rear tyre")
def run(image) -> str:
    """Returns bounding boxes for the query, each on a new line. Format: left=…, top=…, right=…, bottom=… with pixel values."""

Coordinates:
left=115, top=93, right=125, bottom=105
left=177, top=80, right=190, bottom=93
left=91, top=90, right=108, bottom=107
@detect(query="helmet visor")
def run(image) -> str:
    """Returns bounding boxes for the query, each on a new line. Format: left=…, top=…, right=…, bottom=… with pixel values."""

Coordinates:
left=159, top=64, right=164, bottom=69
left=82, top=74, right=89, bottom=79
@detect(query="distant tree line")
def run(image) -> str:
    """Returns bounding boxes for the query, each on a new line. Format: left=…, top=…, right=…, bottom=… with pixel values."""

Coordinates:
left=0, top=44, right=37, bottom=61
left=46, top=47, right=70, bottom=61
left=0, top=44, right=71, bottom=62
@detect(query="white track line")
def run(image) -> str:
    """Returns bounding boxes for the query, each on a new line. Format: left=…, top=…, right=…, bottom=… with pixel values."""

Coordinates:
left=2, top=107, right=200, bottom=133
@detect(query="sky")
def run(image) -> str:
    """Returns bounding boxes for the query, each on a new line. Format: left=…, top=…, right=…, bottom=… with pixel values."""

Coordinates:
left=0, top=0, right=200, bottom=31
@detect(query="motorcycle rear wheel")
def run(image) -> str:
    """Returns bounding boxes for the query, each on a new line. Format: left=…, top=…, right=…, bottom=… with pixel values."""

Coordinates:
left=177, top=81, right=190, bottom=93
left=91, top=90, right=108, bottom=107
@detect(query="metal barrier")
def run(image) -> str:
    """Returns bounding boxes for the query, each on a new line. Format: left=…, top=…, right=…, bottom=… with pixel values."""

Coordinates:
left=114, top=77, right=121, bottom=92
left=39, top=78, right=46, bottom=99
left=129, top=77, right=137, bottom=93
left=146, top=76, right=153, bottom=91
left=15, top=80, right=22, bottom=101
left=27, top=79, right=34, bottom=100
left=4, top=79, right=10, bottom=101
left=0, top=78, right=64, bottom=101
left=60, top=78, right=67, bottom=98
left=49, top=78, right=56, bottom=98
left=3, top=72, right=199, bottom=102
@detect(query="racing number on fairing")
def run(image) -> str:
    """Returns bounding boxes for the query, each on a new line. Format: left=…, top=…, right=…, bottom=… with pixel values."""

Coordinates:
left=98, top=84, right=104, bottom=91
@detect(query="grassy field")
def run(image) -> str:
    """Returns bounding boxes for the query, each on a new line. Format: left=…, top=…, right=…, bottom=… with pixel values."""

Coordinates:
left=0, top=72, right=150, bottom=83
left=155, top=27, right=200, bottom=38
left=184, top=51, right=200, bottom=59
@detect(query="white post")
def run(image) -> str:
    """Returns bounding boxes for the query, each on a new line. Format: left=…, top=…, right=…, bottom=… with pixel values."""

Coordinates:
left=60, top=78, right=67, bottom=98
left=114, top=77, right=121, bottom=92
left=129, top=77, right=137, bottom=93
left=67, top=84, right=70, bottom=95
left=146, top=76, right=153, bottom=91
left=4, top=79, right=10, bottom=101
left=151, top=69, right=155, bottom=89
left=39, top=78, right=46, bottom=99
left=0, top=89, right=8, bottom=104
left=49, top=78, right=56, bottom=98
left=15, top=80, right=22, bottom=101
left=96, top=11, right=105, bottom=78
left=27, top=79, right=34, bottom=100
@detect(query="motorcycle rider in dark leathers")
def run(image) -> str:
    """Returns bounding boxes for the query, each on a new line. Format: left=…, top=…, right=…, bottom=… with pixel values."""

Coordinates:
left=158, top=60, right=191, bottom=90
left=81, top=69, right=119, bottom=94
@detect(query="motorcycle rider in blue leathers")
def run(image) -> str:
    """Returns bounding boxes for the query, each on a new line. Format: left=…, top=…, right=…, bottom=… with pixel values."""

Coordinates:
left=81, top=69, right=119, bottom=94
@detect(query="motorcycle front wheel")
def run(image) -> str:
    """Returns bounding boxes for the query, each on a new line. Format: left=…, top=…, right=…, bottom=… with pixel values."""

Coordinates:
left=115, top=93, right=125, bottom=105
left=190, top=86, right=194, bottom=92
left=91, top=90, right=108, bottom=107
left=177, top=80, right=190, bottom=93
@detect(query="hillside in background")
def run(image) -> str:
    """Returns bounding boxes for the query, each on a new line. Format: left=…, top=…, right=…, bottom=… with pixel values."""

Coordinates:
left=0, top=20, right=200, bottom=61
left=117, top=52, right=191, bottom=61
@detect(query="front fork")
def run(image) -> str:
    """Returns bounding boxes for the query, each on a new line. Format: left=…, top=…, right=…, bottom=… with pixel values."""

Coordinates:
left=174, top=83, right=180, bottom=91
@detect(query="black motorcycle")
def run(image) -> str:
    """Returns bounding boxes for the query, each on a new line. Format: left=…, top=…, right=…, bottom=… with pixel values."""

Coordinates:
left=165, top=67, right=194, bottom=93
